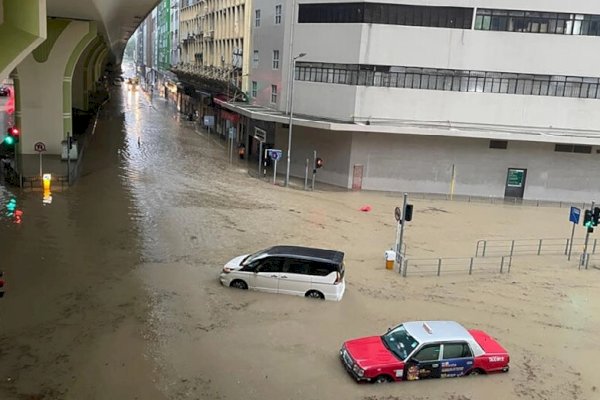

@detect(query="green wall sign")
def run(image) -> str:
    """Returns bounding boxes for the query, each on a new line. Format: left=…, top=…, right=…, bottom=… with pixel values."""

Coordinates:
left=507, top=169, right=525, bottom=187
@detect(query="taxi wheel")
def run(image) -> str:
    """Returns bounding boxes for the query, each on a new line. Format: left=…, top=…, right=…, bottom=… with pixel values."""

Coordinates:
left=230, top=280, right=248, bottom=290
left=468, top=368, right=485, bottom=376
left=374, top=375, right=392, bottom=384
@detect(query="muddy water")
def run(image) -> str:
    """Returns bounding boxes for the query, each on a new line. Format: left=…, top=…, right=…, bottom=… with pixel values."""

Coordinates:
left=1, top=80, right=600, bottom=400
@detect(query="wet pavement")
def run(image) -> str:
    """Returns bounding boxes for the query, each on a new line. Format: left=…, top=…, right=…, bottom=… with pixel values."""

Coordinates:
left=1, top=68, right=600, bottom=400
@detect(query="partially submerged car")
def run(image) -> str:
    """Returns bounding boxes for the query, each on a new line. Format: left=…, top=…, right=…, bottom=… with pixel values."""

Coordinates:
left=340, top=320, right=509, bottom=383
left=220, top=245, right=346, bottom=301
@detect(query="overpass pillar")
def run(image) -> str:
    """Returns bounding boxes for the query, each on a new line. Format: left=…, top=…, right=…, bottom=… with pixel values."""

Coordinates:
left=14, top=19, right=97, bottom=155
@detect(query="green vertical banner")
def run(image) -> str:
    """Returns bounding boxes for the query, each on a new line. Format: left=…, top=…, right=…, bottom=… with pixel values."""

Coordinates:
left=157, top=0, right=171, bottom=71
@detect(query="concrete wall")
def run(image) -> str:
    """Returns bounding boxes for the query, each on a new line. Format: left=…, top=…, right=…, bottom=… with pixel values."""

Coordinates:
left=289, top=0, right=600, bottom=132
left=274, top=124, right=352, bottom=187
left=349, top=132, right=600, bottom=202
left=251, top=0, right=286, bottom=108
left=355, top=87, right=600, bottom=131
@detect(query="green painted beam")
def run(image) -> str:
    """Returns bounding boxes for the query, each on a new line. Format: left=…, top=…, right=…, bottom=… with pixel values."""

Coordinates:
left=0, top=0, right=46, bottom=80
left=3, top=0, right=42, bottom=36
left=33, top=19, right=70, bottom=63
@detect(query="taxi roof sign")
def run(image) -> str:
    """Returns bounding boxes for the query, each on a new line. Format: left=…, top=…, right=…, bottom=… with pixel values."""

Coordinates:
left=422, top=322, right=433, bottom=334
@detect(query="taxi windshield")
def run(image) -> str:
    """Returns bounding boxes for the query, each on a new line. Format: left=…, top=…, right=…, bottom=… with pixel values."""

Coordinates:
left=381, top=325, right=420, bottom=360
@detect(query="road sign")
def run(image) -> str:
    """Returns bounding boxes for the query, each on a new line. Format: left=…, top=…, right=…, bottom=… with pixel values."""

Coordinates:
left=570, top=207, right=581, bottom=224
left=394, top=206, right=401, bottom=222
left=203, top=115, right=215, bottom=127
left=268, top=149, right=282, bottom=161
left=34, top=142, right=46, bottom=152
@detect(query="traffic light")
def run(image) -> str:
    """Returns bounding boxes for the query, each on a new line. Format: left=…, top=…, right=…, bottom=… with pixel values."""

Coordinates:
left=584, top=209, right=593, bottom=227
left=315, top=157, right=324, bottom=169
left=3, top=126, right=19, bottom=146
left=404, top=204, right=414, bottom=222
left=593, top=207, right=600, bottom=226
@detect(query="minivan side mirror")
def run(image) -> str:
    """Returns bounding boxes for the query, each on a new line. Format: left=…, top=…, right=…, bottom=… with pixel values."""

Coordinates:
left=387, top=327, right=391, bottom=333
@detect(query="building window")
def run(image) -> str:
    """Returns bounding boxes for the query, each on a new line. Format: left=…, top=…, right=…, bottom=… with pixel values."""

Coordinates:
left=298, top=3, right=473, bottom=29
left=489, top=140, right=508, bottom=149
left=475, top=8, right=600, bottom=36
left=275, top=5, right=282, bottom=24
left=271, top=84, right=278, bottom=103
left=555, top=144, right=592, bottom=153
left=272, top=50, right=280, bottom=69
left=251, top=81, right=258, bottom=97
left=294, top=61, right=600, bottom=100
left=255, top=9, right=261, bottom=27
left=252, top=50, right=259, bottom=68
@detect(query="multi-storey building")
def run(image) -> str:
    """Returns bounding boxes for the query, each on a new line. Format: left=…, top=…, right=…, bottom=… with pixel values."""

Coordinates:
left=221, top=0, right=600, bottom=202
left=134, top=20, right=146, bottom=79
left=171, top=0, right=181, bottom=66
left=176, top=0, right=252, bottom=115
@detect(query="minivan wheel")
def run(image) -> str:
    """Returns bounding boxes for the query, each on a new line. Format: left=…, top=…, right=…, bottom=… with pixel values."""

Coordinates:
left=230, top=280, right=248, bottom=290
left=305, top=290, right=324, bottom=300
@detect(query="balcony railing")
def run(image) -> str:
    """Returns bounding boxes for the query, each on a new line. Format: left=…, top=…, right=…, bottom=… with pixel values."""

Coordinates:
left=173, top=62, right=242, bottom=88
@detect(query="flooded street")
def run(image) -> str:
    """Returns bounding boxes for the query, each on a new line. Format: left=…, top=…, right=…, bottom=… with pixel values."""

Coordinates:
left=1, top=84, right=600, bottom=400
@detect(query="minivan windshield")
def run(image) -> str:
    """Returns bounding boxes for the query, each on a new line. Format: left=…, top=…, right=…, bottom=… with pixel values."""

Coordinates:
left=241, top=249, right=268, bottom=266
left=381, top=325, right=420, bottom=360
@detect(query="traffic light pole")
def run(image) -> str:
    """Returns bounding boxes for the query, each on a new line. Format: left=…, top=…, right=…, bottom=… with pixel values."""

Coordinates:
left=304, top=158, right=309, bottom=190
left=397, top=193, right=408, bottom=273
left=582, top=200, right=594, bottom=269
left=311, top=150, right=317, bottom=191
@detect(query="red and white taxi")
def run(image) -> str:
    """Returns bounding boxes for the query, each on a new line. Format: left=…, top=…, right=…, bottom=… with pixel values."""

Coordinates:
left=340, top=320, right=509, bottom=383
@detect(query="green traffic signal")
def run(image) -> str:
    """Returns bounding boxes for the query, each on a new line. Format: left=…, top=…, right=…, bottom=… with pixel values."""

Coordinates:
left=3, top=135, right=15, bottom=146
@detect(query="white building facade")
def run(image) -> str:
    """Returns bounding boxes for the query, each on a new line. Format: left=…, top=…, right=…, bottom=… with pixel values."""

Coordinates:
left=226, top=0, right=600, bottom=202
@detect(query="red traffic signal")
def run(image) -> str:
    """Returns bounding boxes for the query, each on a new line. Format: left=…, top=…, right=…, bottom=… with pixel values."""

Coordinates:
left=315, top=157, right=324, bottom=169
left=7, top=126, right=19, bottom=141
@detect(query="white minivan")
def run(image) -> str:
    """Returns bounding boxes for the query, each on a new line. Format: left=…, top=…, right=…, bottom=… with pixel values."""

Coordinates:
left=219, top=246, right=346, bottom=301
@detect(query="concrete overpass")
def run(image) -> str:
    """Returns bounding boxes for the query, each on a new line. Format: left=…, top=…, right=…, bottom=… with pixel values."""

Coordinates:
left=0, top=0, right=159, bottom=157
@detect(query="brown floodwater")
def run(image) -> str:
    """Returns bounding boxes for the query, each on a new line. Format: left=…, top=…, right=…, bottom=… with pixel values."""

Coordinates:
left=1, top=72, right=599, bottom=400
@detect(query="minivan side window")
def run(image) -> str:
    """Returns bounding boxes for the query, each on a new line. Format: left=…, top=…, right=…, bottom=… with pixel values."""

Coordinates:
left=256, top=258, right=283, bottom=273
left=282, top=259, right=310, bottom=274
left=308, top=261, right=335, bottom=276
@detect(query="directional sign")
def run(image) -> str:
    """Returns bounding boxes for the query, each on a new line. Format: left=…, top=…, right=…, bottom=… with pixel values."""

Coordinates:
left=570, top=206, right=581, bottom=224
left=203, top=115, right=215, bottom=127
left=267, top=149, right=282, bottom=161
left=34, top=142, right=46, bottom=153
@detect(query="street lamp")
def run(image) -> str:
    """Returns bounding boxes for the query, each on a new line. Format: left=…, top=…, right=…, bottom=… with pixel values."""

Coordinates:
left=285, top=52, right=307, bottom=187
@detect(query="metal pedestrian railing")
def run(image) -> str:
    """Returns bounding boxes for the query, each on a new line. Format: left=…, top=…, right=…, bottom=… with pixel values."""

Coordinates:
left=475, top=238, right=597, bottom=258
left=401, top=256, right=511, bottom=277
